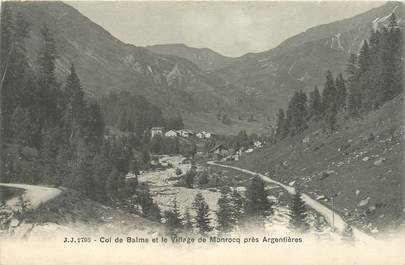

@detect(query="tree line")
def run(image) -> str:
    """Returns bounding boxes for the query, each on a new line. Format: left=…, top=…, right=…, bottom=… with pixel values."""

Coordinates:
left=100, top=91, right=185, bottom=135
left=276, top=13, right=403, bottom=140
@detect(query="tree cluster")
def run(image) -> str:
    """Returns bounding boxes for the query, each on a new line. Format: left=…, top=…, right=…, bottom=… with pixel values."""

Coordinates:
left=276, top=14, right=403, bottom=139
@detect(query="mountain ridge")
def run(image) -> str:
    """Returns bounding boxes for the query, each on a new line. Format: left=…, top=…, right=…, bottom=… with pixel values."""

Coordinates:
left=8, top=1, right=404, bottom=134
left=146, top=43, right=234, bottom=71
left=214, top=1, right=404, bottom=116
left=9, top=1, right=263, bottom=134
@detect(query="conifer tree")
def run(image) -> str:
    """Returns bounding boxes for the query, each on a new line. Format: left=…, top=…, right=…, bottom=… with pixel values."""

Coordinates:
left=276, top=109, right=288, bottom=139
left=308, top=86, right=322, bottom=120
left=358, top=40, right=371, bottom=73
left=322, top=71, right=337, bottom=112
left=192, top=193, right=212, bottom=235
left=230, top=189, right=244, bottom=226
left=37, top=25, right=60, bottom=128
left=286, top=91, right=308, bottom=136
left=335, top=73, right=347, bottom=110
left=244, top=176, right=272, bottom=227
left=165, top=198, right=183, bottom=234
left=138, top=183, right=156, bottom=217
left=289, top=192, right=309, bottom=232
left=148, top=203, right=162, bottom=223
left=379, top=13, right=403, bottom=103
left=321, top=71, right=339, bottom=132
left=184, top=209, right=194, bottom=232
left=216, top=187, right=234, bottom=233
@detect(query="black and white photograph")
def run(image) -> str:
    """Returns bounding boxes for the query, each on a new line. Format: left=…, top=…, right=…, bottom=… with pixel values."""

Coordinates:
left=0, top=1, right=404, bottom=264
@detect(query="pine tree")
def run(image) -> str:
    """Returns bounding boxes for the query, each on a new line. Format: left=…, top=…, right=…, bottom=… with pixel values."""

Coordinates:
left=322, top=71, right=337, bottom=112
left=324, top=103, right=338, bottom=133
left=358, top=40, right=371, bottom=73
left=148, top=203, right=162, bottom=223
left=37, top=25, right=60, bottom=128
left=276, top=109, right=288, bottom=139
left=192, top=193, right=212, bottom=235
left=184, top=209, right=194, bottom=232
left=137, top=183, right=159, bottom=220
left=321, top=71, right=339, bottom=132
left=379, top=13, right=403, bottom=103
left=308, top=86, right=322, bottom=120
left=165, top=198, right=183, bottom=234
left=230, top=189, right=244, bottom=227
left=289, top=192, right=309, bottom=232
left=66, top=65, right=84, bottom=117
left=335, top=73, right=347, bottom=110
left=198, top=170, right=209, bottom=186
left=216, top=187, right=234, bottom=233
left=244, top=176, right=272, bottom=227
left=184, top=169, right=196, bottom=188
left=286, top=91, right=308, bottom=136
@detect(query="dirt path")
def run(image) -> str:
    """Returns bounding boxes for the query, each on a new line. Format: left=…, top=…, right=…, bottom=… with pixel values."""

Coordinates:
left=207, top=161, right=377, bottom=244
left=0, top=183, right=62, bottom=210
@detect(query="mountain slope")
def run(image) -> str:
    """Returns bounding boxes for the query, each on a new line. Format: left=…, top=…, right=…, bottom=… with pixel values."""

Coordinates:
left=8, top=1, right=256, bottom=133
left=231, top=94, right=405, bottom=235
left=146, top=43, right=234, bottom=71
left=216, top=2, right=404, bottom=116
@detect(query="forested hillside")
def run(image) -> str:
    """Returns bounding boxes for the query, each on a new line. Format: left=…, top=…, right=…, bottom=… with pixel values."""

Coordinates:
left=232, top=15, right=404, bottom=233
left=0, top=7, right=166, bottom=223
left=274, top=13, right=403, bottom=140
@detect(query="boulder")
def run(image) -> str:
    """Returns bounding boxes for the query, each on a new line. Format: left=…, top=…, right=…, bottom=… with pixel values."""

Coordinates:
left=374, top=158, right=386, bottom=166
left=288, top=180, right=295, bottom=186
left=357, top=197, right=370, bottom=207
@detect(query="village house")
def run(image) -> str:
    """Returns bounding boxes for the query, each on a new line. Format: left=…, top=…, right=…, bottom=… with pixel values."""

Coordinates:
left=202, top=131, right=211, bottom=138
left=185, top=129, right=195, bottom=136
left=208, top=144, right=230, bottom=160
left=196, top=130, right=212, bottom=139
left=177, top=129, right=189, bottom=138
left=254, top=140, right=263, bottom=148
left=165, top=130, right=178, bottom=137
left=150, top=127, right=164, bottom=138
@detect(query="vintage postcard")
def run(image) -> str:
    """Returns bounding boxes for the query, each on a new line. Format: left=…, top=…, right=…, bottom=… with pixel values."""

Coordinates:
left=0, top=1, right=404, bottom=264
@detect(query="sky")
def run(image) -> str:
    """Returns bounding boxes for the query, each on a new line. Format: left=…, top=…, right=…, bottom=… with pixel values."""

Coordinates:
left=68, top=1, right=384, bottom=57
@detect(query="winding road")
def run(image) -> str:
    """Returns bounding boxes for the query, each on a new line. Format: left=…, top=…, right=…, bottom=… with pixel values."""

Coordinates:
left=0, top=183, right=61, bottom=210
left=207, top=161, right=377, bottom=244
